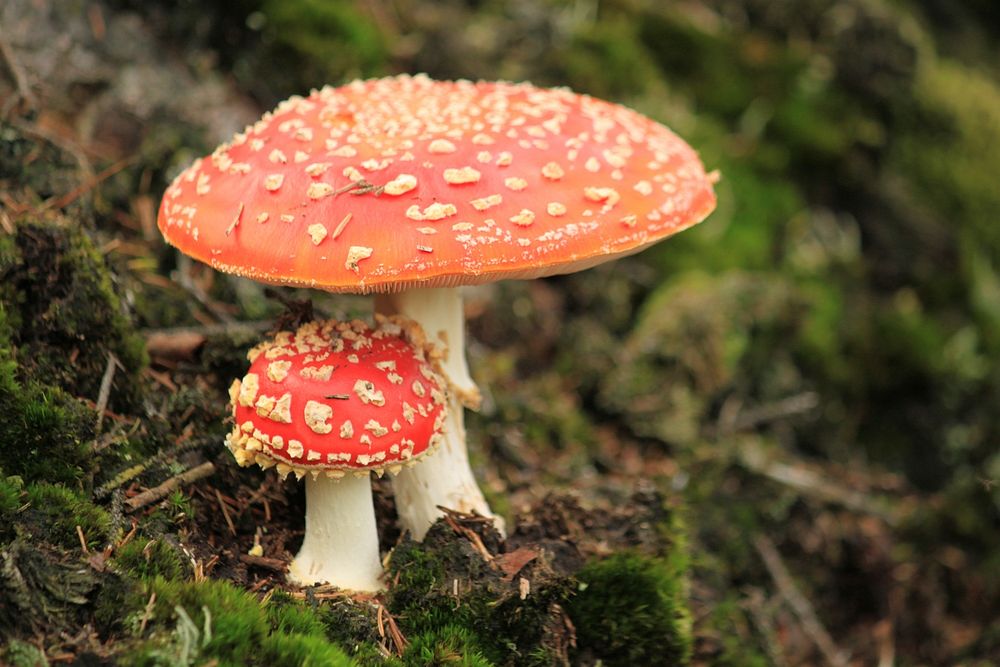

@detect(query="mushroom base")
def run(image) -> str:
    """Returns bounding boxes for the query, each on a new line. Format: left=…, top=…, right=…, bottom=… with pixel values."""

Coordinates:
left=288, top=472, right=384, bottom=591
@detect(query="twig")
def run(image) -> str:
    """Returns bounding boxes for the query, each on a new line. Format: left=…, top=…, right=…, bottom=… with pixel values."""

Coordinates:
left=754, top=535, right=849, bottom=667
left=739, top=444, right=900, bottom=525
left=138, top=591, right=157, bottom=635
left=94, top=352, right=121, bottom=433
left=76, top=525, right=89, bottom=554
left=440, top=506, right=495, bottom=563
left=38, top=155, right=138, bottom=212
left=239, top=554, right=288, bottom=572
left=716, top=392, right=819, bottom=434
left=215, top=489, right=237, bottom=536
left=376, top=603, right=408, bottom=656
left=125, top=462, right=216, bottom=511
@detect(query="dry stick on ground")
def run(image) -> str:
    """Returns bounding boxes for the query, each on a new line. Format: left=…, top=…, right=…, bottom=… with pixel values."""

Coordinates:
left=0, top=27, right=37, bottom=115
left=125, top=461, right=216, bottom=511
left=215, top=488, right=237, bottom=536
left=94, top=352, right=121, bottom=433
left=38, top=155, right=138, bottom=212
left=738, top=443, right=902, bottom=525
left=143, top=320, right=273, bottom=360
left=753, top=535, right=849, bottom=667
left=239, top=554, right=287, bottom=573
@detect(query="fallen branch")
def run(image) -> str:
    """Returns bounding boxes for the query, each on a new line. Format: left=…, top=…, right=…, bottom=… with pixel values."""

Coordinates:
left=143, top=321, right=272, bottom=360
left=125, top=462, right=215, bottom=511
left=754, top=535, right=849, bottom=667
left=738, top=443, right=901, bottom=525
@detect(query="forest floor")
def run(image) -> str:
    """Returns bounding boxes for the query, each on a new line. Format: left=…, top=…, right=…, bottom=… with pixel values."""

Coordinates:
left=1, top=1, right=998, bottom=665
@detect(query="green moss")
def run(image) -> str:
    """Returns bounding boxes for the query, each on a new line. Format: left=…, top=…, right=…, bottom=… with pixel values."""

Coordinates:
left=388, top=523, right=573, bottom=666
left=248, top=0, right=387, bottom=99
left=556, top=18, right=662, bottom=100
left=568, top=552, right=692, bottom=666
left=0, top=538, right=100, bottom=637
left=402, top=624, right=494, bottom=667
left=0, top=303, right=96, bottom=485
left=0, top=218, right=147, bottom=410
left=1, top=639, right=48, bottom=667
left=121, top=578, right=356, bottom=666
left=257, top=632, right=355, bottom=666
left=23, top=482, right=110, bottom=550
left=114, top=538, right=190, bottom=582
left=600, top=272, right=803, bottom=445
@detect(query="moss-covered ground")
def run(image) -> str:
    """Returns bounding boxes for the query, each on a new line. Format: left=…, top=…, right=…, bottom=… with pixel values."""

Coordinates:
left=2, top=0, right=999, bottom=664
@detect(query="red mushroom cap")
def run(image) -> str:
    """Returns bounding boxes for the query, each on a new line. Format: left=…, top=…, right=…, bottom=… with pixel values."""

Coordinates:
left=225, top=316, right=447, bottom=479
left=159, top=75, right=717, bottom=293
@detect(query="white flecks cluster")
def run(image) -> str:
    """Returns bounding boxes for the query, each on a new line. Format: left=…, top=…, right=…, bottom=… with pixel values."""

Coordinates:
left=304, top=400, right=334, bottom=434
left=504, top=177, right=527, bottom=191
left=470, top=194, right=502, bottom=211
left=307, top=182, right=335, bottom=199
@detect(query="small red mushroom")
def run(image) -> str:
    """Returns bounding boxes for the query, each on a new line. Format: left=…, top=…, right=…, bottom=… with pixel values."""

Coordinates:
left=161, top=75, right=717, bottom=540
left=226, top=315, right=446, bottom=590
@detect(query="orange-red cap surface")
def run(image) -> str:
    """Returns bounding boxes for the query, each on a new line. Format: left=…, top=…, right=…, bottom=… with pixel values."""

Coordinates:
left=160, top=75, right=717, bottom=293
left=225, top=317, right=447, bottom=478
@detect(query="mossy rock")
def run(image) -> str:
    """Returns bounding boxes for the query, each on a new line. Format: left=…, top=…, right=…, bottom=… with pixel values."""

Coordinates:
left=0, top=538, right=99, bottom=638
left=600, top=272, right=804, bottom=445
left=388, top=520, right=574, bottom=666
left=0, top=217, right=147, bottom=412
left=21, top=482, right=110, bottom=551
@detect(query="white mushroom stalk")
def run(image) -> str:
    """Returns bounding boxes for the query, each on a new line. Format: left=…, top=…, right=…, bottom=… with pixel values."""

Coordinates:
left=376, top=286, right=501, bottom=540
left=289, top=473, right=383, bottom=590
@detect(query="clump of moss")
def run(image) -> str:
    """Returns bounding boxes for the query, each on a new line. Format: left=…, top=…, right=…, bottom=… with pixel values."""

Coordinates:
left=114, top=538, right=190, bottom=582
left=568, top=552, right=692, bottom=666
left=22, top=482, right=110, bottom=551
left=402, top=624, right=493, bottom=666
left=120, top=578, right=354, bottom=666
left=1, top=639, right=48, bottom=667
left=0, top=470, right=25, bottom=544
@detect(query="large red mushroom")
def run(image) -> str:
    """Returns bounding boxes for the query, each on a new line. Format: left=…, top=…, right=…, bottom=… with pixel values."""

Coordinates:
left=160, top=74, right=717, bottom=539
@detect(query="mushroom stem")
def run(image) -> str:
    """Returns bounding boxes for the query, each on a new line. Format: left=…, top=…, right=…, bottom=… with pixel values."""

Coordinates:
left=375, top=286, right=501, bottom=540
left=288, top=473, right=383, bottom=591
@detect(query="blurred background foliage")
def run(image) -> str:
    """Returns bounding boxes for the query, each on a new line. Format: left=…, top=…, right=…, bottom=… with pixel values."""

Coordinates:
left=2, top=0, right=999, bottom=663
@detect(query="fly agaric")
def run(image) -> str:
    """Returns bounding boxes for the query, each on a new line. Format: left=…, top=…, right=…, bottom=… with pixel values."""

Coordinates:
left=159, top=74, right=717, bottom=540
left=226, top=316, right=447, bottom=590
